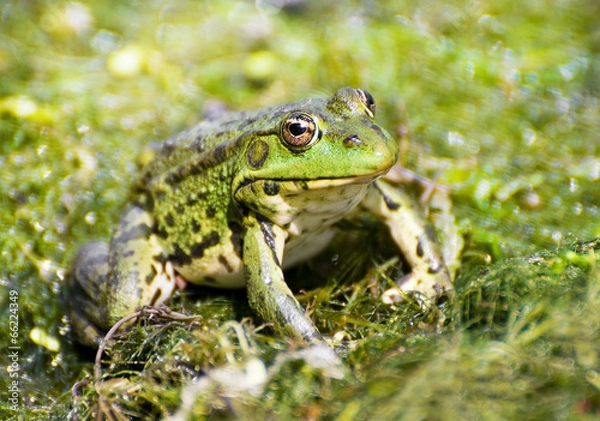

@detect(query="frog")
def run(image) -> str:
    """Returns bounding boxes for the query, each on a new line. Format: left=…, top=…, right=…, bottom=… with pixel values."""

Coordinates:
left=68, top=87, right=452, bottom=347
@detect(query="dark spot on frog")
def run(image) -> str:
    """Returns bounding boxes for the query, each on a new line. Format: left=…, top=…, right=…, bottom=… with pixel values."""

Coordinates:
left=152, top=224, right=169, bottom=240
left=190, top=231, right=220, bottom=259
left=258, top=217, right=281, bottom=267
left=218, top=254, right=233, bottom=272
left=153, top=252, right=169, bottom=264
left=246, top=140, right=269, bottom=169
left=149, top=288, right=163, bottom=306
left=165, top=213, right=175, bottom=227
left=382, top=193, right=400, bottom=210
left=187, top=195, right=198, bottom=206
left=145, top=265, right=158, bottom=285
left=191, top=220, right=201, bottom=233
left=228, top=221, right=243, bottom=258
left=206, top=206, right=216, bottom=218
left=203, top=276, right=218, bottom=285
left=212, top=143, right=227, bottom=163
left=175, top=204, right=185, bottom=214
left=294, top=180, right=309, bottom=190
left=122, top=250, right=135, bottom=258
left=165, top=171, right=184, bottom=186
left=416, top=239, right=424, bottom=257
left=171, top=244, right=192, bottom=266
left=263, top=181, right=280, bottom=196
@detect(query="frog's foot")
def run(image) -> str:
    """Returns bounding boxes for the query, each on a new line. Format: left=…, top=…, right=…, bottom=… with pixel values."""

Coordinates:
left=69, top=309, right=104, bottom=347
left=382, top=269, right=453, bottom=307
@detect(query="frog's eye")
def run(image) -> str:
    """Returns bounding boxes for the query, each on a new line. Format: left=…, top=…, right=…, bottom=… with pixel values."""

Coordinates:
left=281, top=112, right=320, bottom=149
left=356, top=89, right=376, bottom=118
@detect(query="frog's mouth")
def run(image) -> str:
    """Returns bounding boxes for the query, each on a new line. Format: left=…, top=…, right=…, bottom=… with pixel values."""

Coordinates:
left=237, top=168, right=388, bottom=194
left=280, top=173, right=381, bottom=191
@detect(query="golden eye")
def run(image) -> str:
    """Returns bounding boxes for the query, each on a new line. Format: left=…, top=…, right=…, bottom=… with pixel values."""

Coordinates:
left=356, top=89, right=376, bottom=118
left=281, top=112, right=319, bottom=149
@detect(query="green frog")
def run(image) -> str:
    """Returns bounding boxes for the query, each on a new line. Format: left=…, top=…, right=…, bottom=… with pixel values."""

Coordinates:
left=69, top=87, right=452, bottom=346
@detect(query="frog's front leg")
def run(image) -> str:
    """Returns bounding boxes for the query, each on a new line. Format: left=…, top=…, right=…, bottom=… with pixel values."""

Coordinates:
left=69, top=205, right=178, bottom=346
left=362, top=180, right=453, bottom=304
left=243, top=213, right=324, bottom=344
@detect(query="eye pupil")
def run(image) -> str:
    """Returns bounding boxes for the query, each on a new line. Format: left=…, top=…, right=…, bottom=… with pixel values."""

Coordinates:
left=289, top=123, right=306, bottom=136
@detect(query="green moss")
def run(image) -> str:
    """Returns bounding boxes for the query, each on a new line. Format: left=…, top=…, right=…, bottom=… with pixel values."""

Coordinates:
left=1, top=0, right=599, bottom=419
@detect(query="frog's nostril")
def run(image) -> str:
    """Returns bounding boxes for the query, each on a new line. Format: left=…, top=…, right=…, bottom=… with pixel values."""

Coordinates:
left=343, top=135, right=362, bottom=148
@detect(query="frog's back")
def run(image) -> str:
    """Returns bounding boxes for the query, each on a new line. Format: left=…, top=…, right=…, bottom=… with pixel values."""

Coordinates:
left=136, top=97, right=326, bottom=185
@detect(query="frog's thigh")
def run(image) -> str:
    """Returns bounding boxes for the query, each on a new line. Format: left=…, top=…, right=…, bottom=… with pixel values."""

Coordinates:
left=362, top=180, right=453, bottom=300
left=243, top=213, right=324, bottom=344
left=106, top=205, right=179, bottom=321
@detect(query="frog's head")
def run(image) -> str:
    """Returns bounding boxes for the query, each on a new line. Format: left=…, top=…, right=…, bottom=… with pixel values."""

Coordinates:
left=234, top=87, right=399, bottom=226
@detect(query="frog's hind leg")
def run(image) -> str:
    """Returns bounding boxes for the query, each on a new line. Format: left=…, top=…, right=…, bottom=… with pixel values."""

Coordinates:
left=68, top=205, right=178, bottom=346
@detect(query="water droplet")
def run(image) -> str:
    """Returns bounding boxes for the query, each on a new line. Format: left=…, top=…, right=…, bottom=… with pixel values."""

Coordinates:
left=521, top=127, right=536, bottom=145
left=84, top=212, right=96, bottom=225
left=447, top=131, right=464, bottom=146
left=552, top=231, right=562, bottom=243
left=569, top=178, right=578, bottom=192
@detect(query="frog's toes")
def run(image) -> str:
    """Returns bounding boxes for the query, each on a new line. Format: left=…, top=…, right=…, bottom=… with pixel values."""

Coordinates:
left=382, top=270, right=453, bottom=307
left=69, top=309, right=104, bottom=346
